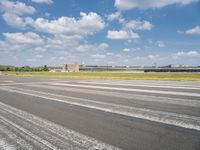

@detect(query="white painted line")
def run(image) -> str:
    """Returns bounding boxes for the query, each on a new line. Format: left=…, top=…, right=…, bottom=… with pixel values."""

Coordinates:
left=0, top=102, right=120, bottom=150
left=1, top=80, right=15, bottom=83
left=49, top=83, right=200, bottom=97
left=77, top=81, right=200, bottom=90
left=0, top=138, right=16, bottom=150
left=0, top=116, right=58, bottom=150
left=0, top=122, right=34, bottom=150
left=25, top=84, right=200, bottom=107
left=1, top=87, right=200, bottom=131
left=75, top=80, right=200, bottom=88
left=0, top=81, right=53, bottom=86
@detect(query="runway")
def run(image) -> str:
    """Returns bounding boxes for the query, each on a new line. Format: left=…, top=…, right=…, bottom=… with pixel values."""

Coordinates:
left=0, top=76, right=200, bottom=150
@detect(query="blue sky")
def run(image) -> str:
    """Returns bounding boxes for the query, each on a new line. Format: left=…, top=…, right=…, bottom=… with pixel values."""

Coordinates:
left=0, top=0, right=200, bottom=66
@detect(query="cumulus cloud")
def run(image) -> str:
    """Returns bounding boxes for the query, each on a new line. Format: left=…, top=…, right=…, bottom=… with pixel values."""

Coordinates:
left=31, top=0, right=53, bottom=4
left=74, top=44, right=95, bottom=52
left=0, top=32, right=44, bottom=61
left=125, top=20, right=154, bottom=30
left=35, top=47, right=46, bottom=53
left=27, top=12, right=105, bottom=36
left=175, top=51, right=199, bottom=57
left=123, top=47, right=140, bottom=52
left=3, top=32, right=44, bottom=45
left=148, top=54, right=160, bottom=60
left=185, top=26, right=200, bottom=35
left=91, top=54, right=106, bottom=59
left=107, top=30, right=139, bottom=40
left=98, top=43, right=109, bottom=49
left=115, top=0, right=198, bottom=10
left=0, top=32, right=44, bottom=53
left=0, top=0, right=36, bottom=28
left=123, top=48, right=131, bottom=52
left=0, top=0, right=36, bottom=15
left=2, top=13, right=27, bottom=28
left=1, top=1, right=105, bottom=37
left=106, top=12, right=153, bottom=42
left=107, top=12, right=121, bottom=21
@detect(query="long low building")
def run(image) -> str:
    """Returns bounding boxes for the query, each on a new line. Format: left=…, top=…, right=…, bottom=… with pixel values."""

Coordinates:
left=144, top=67, right=200, bottom=72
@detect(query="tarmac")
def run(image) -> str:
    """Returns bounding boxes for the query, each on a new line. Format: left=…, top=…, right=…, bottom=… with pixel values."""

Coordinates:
left=0, top=76, right=200, bottom=150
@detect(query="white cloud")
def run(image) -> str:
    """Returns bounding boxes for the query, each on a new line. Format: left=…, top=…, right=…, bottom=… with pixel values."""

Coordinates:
left=1, top=8, right=105, bottom=37
left=0, top=0, right=36, bottom=15
left=123, top=47, right=140, bottom=52
left=106, top=52, right=114, bottom=56
left=0, top=0, right=36, bottom=28
left=98, top=43, right=109, bottom=49
left=107, top=12, right=121, bottom=21
left=2, top=13, right=27, bottom=28
left=125, top=20, right=154, bottom=30
left=148, top=54, right=160, bottom=60
left=185, top=26, right=200, bottom=35
left=175, top=51, right=199, bottom=57
left=74, top=44, right=95, bottom=52
left=123, top=48, right=131, bottom=52
left=27, top=12, right=105, bottom=37
left=45, top=34, right=82, bottom=51
left=35, top=47, right=46, bottom=53
left=73, top=43, right=109, bottom=53
left=31, top=0, right=53, bottom=4
left=107, top=30, right=139, bottom=40
left=115, top=0, right=198, bottom=10
left=91, top=54, right=106, bottom=59
left=156, top=41, right=165, bottom=47
left=3, top=32, right=44, bottom=45
left=106, top=13, right=153, bottom=42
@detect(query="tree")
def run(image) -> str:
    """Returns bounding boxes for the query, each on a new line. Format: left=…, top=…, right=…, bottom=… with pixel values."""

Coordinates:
left=6, top=67, right=11, bottom=71
left=43, top=65, right=49, bottom=71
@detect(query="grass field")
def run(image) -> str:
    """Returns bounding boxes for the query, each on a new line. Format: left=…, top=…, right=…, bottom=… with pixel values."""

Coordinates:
left=1, top=71, right=200, bottom=81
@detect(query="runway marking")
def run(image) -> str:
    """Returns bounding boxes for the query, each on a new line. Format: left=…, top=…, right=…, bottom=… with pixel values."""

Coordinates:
left=0, top=138, right=16, bottom=150
left=0, top=101, right=120, bottom=150
left=0, top=116, right=58, bottom=150
left=0, top=81, right=53, bottom=86
left=25, top=84, right=200, bottom=107
left=1, top=86, right=200, bottom=131
left=0, top=122, right=34, bottom=150
left=1, top=80, right=15, bottom=83
left=74, top=80, right=200, bottom=88
left=49, top=83, right=200, bottom=97
left=77, top=81, right=200, bottom=90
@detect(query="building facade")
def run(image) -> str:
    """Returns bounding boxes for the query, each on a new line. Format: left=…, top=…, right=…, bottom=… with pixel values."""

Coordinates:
left=62, top=63, right=79, bottom=72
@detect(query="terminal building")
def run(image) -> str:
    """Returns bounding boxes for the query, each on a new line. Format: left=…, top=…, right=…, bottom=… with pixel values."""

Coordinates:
left=62, top=63, right=79, bottom=72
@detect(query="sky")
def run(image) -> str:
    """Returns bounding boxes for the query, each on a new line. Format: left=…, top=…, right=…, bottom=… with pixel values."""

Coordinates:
left=0, top=0, right=200, bottom=67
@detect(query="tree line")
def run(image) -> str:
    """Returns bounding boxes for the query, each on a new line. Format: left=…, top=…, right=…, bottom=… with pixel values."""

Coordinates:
left=0, top=65, right=49, bottom=72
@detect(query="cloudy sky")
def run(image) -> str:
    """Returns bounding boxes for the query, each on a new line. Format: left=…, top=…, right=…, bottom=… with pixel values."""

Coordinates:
left=0, top=0, right=200, bottom=66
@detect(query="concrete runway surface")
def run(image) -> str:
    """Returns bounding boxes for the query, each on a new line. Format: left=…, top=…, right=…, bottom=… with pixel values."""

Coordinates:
left=0, top=76, right=200, bottom=150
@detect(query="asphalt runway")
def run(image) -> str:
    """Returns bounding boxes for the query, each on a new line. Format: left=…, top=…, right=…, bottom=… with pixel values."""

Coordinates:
left=0, top=76, right=200, bottom=150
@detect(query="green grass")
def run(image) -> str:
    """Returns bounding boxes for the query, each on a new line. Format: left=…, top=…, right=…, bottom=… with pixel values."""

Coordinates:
left=1, top=71, right=200, bottom=81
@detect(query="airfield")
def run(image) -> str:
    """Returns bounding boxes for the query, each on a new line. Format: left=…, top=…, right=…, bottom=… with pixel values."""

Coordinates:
left=0, top=76, right=200, bottom=150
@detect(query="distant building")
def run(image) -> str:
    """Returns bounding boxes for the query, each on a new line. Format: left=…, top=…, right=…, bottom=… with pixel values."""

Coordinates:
left=168, top=64, right=187, bottom=68
left=62, top=63, right=79, bottom=72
